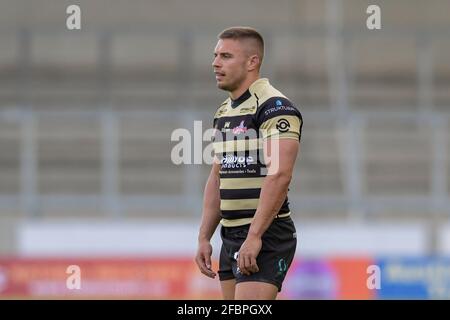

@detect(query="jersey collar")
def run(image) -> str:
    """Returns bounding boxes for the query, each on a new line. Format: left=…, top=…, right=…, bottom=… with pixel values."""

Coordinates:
left=230, top=89, right=251, bottom=108
left=228, top=78, right=270, bottom=108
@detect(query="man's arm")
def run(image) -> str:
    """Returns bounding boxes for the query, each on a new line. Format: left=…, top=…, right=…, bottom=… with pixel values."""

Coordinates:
left=237, top=139, right=299, bottom=275
left=195, top=160, right=222, bottom=278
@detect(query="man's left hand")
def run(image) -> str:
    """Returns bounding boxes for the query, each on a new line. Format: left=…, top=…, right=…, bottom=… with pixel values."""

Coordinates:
left=237, top=234, right=262, bottom=275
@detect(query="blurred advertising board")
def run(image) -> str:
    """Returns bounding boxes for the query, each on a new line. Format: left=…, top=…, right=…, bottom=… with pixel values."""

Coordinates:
left=1, top=257, right=449, bottom=299
left=282, top=257, right=375, bottom=299
left=0, top=258, right=221, bottom=299
left=377, top=257, right=450, bottom=299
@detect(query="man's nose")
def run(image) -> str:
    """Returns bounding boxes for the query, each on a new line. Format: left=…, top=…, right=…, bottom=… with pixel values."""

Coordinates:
left=212, top=56, right=221, bottom=68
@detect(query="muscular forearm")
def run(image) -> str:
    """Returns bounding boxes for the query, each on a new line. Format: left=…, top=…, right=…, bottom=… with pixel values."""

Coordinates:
left=248, top=173, right=291, bottom=238
left=196, top=164, right=221, bottom=279
left=198, top=171, right=222, bottom=242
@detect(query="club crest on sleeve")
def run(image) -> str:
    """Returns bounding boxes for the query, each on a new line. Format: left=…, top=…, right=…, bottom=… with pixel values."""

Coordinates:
left=276, top=118, right=290, bottom=132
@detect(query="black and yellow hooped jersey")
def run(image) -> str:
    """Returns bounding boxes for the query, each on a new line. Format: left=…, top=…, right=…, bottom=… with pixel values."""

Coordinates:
left=212, top=78, right=303, bottom=227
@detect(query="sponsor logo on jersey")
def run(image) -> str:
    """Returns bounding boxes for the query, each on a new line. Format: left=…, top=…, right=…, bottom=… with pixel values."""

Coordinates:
left=240, top=106, right=256, bottom=113
left=220, top=121, right=231, bottom=133
left=276, top=118, right=290, bottom=133
left=232, top=120, right=248, bottom=135
left=217, top=108, right=228, bottom=117
left=220, top=155, right=255, bottom=168
left=264, top=105, right=296, bottom=116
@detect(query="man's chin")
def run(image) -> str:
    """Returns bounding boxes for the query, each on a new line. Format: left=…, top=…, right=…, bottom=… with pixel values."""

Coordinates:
left=216, top=82, right=228, bottom=90
left=217, top=82, right=233, bottom=92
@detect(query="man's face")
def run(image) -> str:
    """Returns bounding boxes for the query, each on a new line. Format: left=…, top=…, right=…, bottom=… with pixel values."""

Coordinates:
left=212, top=39, right=248, bottom=92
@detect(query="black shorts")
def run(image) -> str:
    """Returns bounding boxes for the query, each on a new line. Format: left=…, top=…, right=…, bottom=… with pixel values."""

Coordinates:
left=218, top=216, right=297, bottom=292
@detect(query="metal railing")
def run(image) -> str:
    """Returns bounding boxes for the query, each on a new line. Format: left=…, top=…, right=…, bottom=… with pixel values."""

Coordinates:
left=0, top=0, right=449, bottom=227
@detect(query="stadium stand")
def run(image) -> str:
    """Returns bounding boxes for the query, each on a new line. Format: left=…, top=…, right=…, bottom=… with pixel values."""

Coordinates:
left=0, top=0, right=449, bottom=255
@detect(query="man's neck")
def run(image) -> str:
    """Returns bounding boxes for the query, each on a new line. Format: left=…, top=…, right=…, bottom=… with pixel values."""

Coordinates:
left=230, top=75, right=260, bottom=100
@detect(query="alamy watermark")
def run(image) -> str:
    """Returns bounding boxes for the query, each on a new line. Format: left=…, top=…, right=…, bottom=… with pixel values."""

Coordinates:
left=65, top=4, right=379, bottom=31
left=366, top=5, right=381, bottom=30
left=66, top=265, right=81, bottom=290
left=66, top=5, right=81, bottom=30
left=170, top=121, right=281, bottom=175
left=367, top=264, right=381, bottom=290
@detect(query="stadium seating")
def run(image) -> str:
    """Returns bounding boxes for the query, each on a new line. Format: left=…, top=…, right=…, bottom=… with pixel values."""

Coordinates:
left=0, top=0, right=449, bottom=252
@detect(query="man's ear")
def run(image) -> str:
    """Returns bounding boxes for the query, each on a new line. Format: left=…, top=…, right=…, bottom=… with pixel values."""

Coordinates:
left=247, top=54, right=260, bottom=71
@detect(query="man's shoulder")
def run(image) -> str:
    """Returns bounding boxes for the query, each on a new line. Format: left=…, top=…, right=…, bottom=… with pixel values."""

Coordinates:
left=255, top=97, right=301, bottom=125
left=256, top=82, right=292, bottom=107
left=256, top=88, right=300, bottom=118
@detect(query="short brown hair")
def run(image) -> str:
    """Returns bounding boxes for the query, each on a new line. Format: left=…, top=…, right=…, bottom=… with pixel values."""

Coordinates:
left=218, top=26, right=264, bottom=62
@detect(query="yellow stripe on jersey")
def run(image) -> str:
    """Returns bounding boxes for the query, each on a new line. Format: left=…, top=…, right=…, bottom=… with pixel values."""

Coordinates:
left=220, top=198, right=260, bottom=211
left=220, top=212, right=291, bottom=227
left=260, top=115, right=302, bottom=140
left=213, top=138, right=262, bottom=154
left=220, top=217, right=254, bottom=227
left=220, top=177, right=265, bottom=190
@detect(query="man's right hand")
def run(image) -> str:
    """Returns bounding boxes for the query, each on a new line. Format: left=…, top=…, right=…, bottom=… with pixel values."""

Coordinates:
left=195, top=241, right=217, bottom=279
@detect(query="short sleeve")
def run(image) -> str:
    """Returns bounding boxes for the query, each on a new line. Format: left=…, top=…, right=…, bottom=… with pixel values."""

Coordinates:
left=256, top=97, right=303, bottom=141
